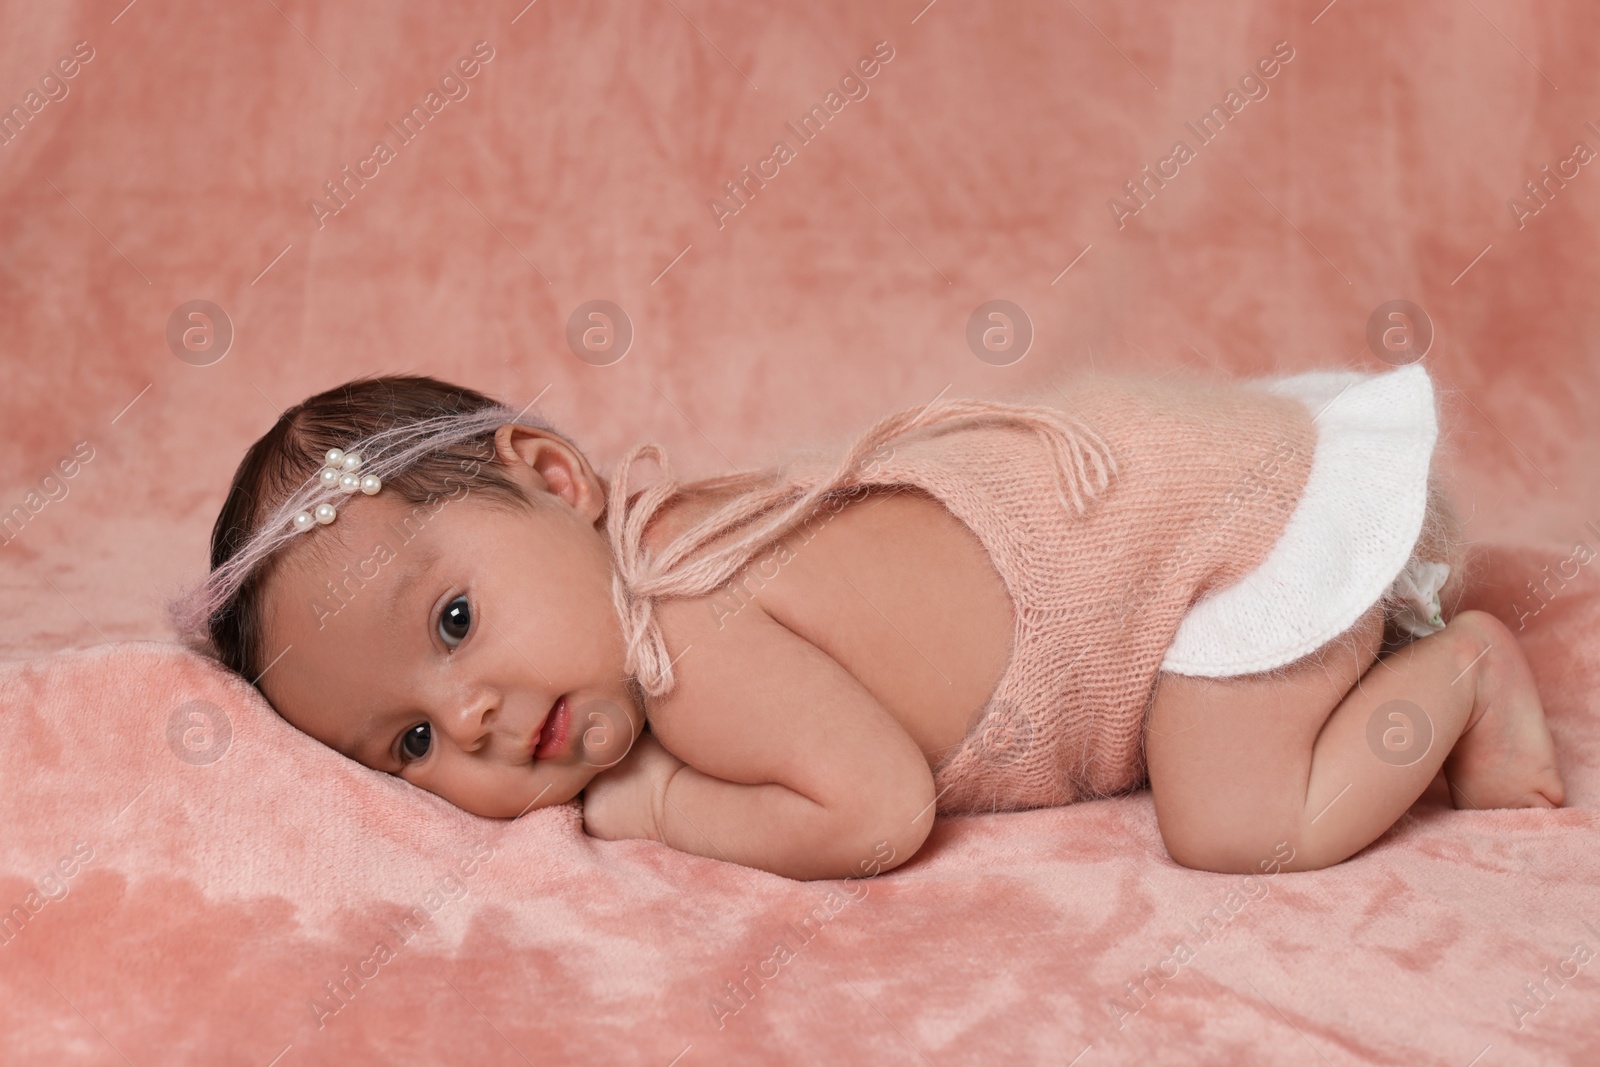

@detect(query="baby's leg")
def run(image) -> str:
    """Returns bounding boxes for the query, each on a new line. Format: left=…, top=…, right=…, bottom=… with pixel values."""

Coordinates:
left=1145, top=608, right=1565, bottom=873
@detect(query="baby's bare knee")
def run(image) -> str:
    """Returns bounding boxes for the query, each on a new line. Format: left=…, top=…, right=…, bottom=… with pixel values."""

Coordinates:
left=1162, top=835, right=1254, bottom=874
left=1158, top=813, right=1298, bottom=875
left=1164, top=814, right=1363, bottom=873
left=1440, top=609, right=1517, bottom=679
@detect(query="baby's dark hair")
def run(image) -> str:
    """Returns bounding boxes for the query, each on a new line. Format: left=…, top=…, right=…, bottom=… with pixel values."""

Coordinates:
left=168, top=375, right=569, bottom=681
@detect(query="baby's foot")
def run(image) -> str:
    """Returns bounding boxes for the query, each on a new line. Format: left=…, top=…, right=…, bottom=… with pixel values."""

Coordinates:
left=1440, top=610, right=1565, bottom=811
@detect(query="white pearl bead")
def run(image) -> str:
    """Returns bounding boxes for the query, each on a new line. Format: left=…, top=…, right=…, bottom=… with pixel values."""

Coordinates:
left=325, top=448, right=345, bottom=468
left=339, top=472, right=360, bottom=492
left=341, top=453, right=363, bottom=471
left=314, top=503, right=337, bottom=524
left=292, top=511, right=314, bottom=532
left=319, top=467, right=341, bottom=489
left=360, top=474, right=382, bottom=495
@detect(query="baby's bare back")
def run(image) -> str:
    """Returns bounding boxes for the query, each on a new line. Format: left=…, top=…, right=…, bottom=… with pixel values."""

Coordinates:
left=646, top=482, right=1015, bottom=768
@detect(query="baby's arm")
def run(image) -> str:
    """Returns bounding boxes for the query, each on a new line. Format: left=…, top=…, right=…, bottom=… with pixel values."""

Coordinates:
left=583, top=595, right=936, bottom=881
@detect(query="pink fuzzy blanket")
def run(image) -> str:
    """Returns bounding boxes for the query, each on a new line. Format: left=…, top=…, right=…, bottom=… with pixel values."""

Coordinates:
left=4, top=0, right=1599, bottom=1063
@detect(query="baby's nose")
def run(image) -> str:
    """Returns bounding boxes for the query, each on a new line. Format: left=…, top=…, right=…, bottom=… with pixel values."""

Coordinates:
left=437, top=700, right=496, bottom=751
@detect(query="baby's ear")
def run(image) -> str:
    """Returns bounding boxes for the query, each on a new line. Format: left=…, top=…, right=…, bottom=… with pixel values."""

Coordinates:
left=492, top=422, right=539, bottom=467
left=491, top=424, right=603, bottom=514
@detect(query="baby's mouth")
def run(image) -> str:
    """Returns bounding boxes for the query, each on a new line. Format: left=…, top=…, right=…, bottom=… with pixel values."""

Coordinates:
left=532, top=694, right=570, bottom=760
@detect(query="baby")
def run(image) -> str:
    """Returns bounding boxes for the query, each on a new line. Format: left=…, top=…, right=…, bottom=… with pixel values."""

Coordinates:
left=169, top=368, right=1565, bottom=881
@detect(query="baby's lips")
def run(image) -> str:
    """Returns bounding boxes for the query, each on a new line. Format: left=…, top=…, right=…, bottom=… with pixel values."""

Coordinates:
left=534, top=694, right=571, bottom=759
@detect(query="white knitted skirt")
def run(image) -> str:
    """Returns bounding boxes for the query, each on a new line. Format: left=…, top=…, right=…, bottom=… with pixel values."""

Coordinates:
left=1160, top=362, right=1461, bottom=679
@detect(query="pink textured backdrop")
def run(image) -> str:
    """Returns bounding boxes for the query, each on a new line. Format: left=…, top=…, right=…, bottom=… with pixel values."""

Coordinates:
left=2, top=1, right=1598, bottom=1064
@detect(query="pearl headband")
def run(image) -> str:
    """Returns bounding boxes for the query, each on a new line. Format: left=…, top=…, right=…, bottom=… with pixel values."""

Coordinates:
left=167, top=402, right=553, bottom=645
left=290, top=447, right=383, bottom=532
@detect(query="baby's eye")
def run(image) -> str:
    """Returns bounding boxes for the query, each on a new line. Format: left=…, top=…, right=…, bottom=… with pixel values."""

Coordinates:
left=399, top=723, right=432, bottom=762
left=438, top=594, right=472, bottom=649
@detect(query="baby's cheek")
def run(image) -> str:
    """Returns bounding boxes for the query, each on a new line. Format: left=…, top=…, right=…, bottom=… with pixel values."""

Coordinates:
left=435, top=767, right=505, bottom=817
left=453, top=764, right=552, bottom=819
left=572, top=698, right=639, bottom=768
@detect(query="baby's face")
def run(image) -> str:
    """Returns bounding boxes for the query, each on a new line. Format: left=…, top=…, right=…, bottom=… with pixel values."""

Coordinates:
left=256, top=428, right=642, bottom=818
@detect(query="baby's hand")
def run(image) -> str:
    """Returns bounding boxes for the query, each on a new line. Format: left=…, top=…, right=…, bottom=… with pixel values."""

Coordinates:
left=581, top=730, right=685, bottom=843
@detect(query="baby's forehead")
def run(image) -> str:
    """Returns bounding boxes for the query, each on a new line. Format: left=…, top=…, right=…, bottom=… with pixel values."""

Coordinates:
left=279, top=491, right=441, bottom=563
left=266, top=516, right=376, bottom=588
left=260, top=498, right=423, bottom=610
left=258, top=520, right=435, bottom=682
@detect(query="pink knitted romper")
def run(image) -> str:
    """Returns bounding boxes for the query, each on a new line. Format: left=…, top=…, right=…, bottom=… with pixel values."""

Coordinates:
left=601, top=366, right=1459, bottom=816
